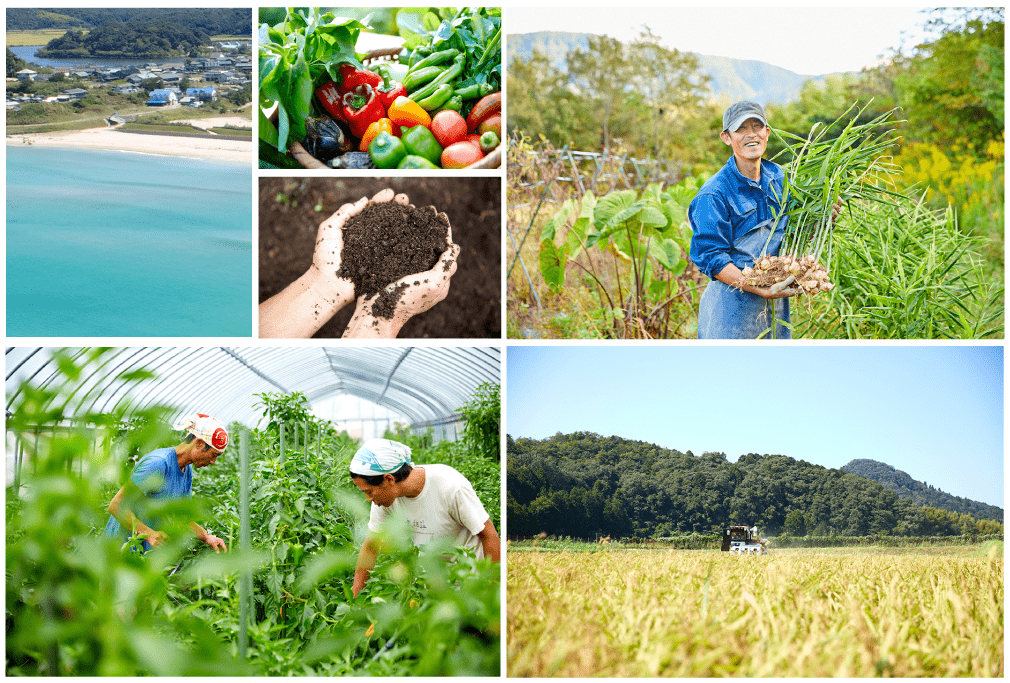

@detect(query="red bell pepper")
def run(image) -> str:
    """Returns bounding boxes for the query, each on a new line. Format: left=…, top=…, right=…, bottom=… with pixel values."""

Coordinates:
left=315, top=81, right=346, bottom=122
left=374, top=65, right=407, bottom=110
left=342, top=84, right=386, bottom=139
left=338, top=63, right=382, bottom=95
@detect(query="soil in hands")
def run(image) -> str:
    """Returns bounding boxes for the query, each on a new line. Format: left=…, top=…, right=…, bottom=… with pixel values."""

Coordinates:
left=336, top=202, right=450, bottom=317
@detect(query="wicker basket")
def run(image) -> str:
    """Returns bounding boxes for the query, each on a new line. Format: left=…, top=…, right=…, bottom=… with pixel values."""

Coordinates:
left=282, top=47, right=501, bottom=170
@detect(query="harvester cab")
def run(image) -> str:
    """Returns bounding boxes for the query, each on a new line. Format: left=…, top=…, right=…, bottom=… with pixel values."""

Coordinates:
left=721, top=525, right=768, bottom=555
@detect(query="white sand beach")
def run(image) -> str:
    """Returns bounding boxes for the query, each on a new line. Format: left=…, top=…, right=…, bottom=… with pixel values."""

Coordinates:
left=6, top=123, right=252, bottom=164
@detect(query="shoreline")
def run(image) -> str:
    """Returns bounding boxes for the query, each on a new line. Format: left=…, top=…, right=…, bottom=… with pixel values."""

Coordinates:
left=6, top=124, right=252, bottom=165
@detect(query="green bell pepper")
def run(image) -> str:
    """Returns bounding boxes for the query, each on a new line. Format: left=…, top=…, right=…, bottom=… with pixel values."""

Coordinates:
left=397, top=155, right=439, bottom=169
left=401, top=125, right=443, bottom=167
left=369, top=131, right=407, bottom=169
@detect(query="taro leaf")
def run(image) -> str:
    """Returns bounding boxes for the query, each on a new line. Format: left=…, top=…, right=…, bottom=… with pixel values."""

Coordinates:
left=541, top=199, right=575, bottom=242
left=638, top=204, right=669, bottom=231
left=650, top=236, right=684, bottom=273
left=539, top=239, right=569, bottom=291
left=592, top=190, right=637, bottom=230
left=607, top=200, right=649, bottom=229
left=565, top=193, right=597, bottom=255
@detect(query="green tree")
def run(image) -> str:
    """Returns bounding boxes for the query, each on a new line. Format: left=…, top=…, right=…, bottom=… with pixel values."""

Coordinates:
left=783, top=509, right=806, bottom=536
left=6, top=47, right=28, bottom=78
left=567, top=34, right=635, bottom=153
left=892, top=7, right=1004, bottom=155
left=626, top=26, right=710, bottom=159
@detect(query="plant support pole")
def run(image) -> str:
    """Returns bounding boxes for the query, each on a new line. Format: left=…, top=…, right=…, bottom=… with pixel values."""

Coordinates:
left=239, top=428, right=251, bottom=660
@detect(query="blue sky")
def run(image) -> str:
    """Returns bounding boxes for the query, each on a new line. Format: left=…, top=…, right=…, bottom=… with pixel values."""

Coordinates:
left=508, top=6, right=931, bottom=75
left=506, top=345, right=1004, bottom=508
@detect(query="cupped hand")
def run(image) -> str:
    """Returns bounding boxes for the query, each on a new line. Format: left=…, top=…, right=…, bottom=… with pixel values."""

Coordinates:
left=753, top=284, right=801, bottom=300
left=312, top=188, right=410, bottom=295
left=343, top=206, right=461, bottom=338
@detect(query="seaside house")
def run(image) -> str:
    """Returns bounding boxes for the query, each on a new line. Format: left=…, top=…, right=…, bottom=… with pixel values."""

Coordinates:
left=146, top=89, right=178, bottom=106
left=97, top=68, right=125, bottom=82
left=16, top=69, right=38, bottom=82
left=187, top=86, right=218, bottom=102
left=63, top=88, right=88, bottom=101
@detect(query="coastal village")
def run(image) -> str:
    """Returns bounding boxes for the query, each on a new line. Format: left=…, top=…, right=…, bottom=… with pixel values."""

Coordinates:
left=7, top=40, right=252, bottom=110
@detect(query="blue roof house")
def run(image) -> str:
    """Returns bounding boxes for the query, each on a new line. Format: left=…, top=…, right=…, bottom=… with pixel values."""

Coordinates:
left=186, top=86, right=218, bottom=102
left=146, top=89, right=178, bottom=106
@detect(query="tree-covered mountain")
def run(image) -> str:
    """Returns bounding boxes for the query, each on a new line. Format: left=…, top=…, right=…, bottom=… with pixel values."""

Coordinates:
left=507, top=432, right=1003, bottom=539
left=6, top=9, right=251, bottom=37
left=508, top=31, right=841, bottom=106
left=843, top=458, right=1003, bottom=522
left=36, top=22, right=210, bottom=59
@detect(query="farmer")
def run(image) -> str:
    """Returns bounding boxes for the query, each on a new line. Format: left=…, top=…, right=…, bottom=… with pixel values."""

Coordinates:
left=259, top=189, right=460, bottom=339
left=103, top=413, right=229, bottom=553
left=349, top=438, right=500, bottom=598
left=689, top=101, right=841, bottom=339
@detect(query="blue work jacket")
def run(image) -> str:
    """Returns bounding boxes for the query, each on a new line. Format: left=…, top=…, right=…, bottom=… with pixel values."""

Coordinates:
left=688, top=156, right=791, bottom=339
left=688, top=155, right=787, bottom=279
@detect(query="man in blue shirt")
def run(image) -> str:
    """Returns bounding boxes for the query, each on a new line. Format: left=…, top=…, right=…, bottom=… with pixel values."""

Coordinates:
left=103, top=413, right=229, bottom=553
left=688, top=101, right=799, bottom=339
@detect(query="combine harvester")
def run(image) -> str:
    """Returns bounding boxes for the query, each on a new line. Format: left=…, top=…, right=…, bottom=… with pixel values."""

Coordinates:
left=721, top=525, right=768, bottom=555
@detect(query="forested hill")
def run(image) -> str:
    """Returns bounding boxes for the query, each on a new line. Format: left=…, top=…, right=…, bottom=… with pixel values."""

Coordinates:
left=36, top=23, right=211, bottom=59
left=508, top=30, right=838, bottom=106
left=6, top=9, right=251, bottom=36
left=843, top=458, right=1003, bottom=522
left=507, top=432, right=1003, bottom=539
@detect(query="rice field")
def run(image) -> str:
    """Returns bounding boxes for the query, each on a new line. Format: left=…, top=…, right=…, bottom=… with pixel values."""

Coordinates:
left=507, top=545, right=1003, bottom=677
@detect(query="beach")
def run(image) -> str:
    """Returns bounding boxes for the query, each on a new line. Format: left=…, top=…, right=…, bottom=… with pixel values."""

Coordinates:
left=6, top=117, right=252, bottom=164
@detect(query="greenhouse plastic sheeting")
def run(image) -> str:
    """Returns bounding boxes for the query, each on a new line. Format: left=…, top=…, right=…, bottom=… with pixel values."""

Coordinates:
left=5, top=346, right=500, bottom=428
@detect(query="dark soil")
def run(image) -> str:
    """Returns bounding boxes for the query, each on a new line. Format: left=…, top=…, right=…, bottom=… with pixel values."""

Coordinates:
left=259, top=177, right=501, bottom=338
left=336, top=202, right=450, bottom=316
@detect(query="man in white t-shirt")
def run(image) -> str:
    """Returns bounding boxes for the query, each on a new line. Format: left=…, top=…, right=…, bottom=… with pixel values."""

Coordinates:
left=349, top=438, right=500, bottom=598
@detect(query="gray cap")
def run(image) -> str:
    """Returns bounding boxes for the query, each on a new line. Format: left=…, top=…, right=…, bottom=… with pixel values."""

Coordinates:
left=723, top=101, right=768, bottom=132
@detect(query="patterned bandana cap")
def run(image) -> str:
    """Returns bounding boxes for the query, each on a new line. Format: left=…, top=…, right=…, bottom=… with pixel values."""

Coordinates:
left=174, top=413, right=229, bottom=452
left=350, top=438, right=412, bottom=476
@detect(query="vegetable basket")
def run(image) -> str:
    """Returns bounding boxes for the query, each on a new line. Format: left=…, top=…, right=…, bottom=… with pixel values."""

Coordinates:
left=286, top=47, right=501, bottom=170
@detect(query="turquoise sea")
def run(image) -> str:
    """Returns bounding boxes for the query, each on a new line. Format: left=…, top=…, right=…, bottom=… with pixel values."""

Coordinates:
left=7, top=146, right=252, bottom=336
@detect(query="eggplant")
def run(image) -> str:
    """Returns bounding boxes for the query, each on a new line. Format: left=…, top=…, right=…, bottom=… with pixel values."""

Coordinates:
left=303, top=116, right=352, bottom=161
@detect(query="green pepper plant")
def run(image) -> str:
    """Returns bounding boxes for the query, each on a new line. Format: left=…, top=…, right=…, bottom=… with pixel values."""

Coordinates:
left=7, top=362, right=501, bottom=676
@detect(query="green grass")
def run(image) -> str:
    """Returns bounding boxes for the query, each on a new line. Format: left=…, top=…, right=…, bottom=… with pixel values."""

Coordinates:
left=207, top=126, right=252, bottom=137
left=120, top=122, right=207, bottom=134
left=6, top=29, right=77, bottom=47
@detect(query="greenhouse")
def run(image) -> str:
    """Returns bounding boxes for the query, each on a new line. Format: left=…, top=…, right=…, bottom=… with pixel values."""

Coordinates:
left=6, top=346, right=501, bottom=677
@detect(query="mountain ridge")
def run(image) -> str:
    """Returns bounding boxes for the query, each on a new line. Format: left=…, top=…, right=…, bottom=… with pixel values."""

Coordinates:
left=508, top=30, right=848, bottom=106
left=842, top=458, right=1003, bottom=522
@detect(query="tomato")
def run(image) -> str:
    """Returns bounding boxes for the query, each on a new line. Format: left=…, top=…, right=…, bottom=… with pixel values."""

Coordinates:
left=441, top=141, right=484, bottom=169
left=477, top=114, right=501, bottom=139
left=429, top=110, right=468, bottom=149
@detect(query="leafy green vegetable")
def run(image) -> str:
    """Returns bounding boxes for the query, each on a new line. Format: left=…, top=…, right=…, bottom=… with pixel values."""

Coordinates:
left=258, top=8, right=370, bottom=151
left=398, top=7, right=501, bottom=119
